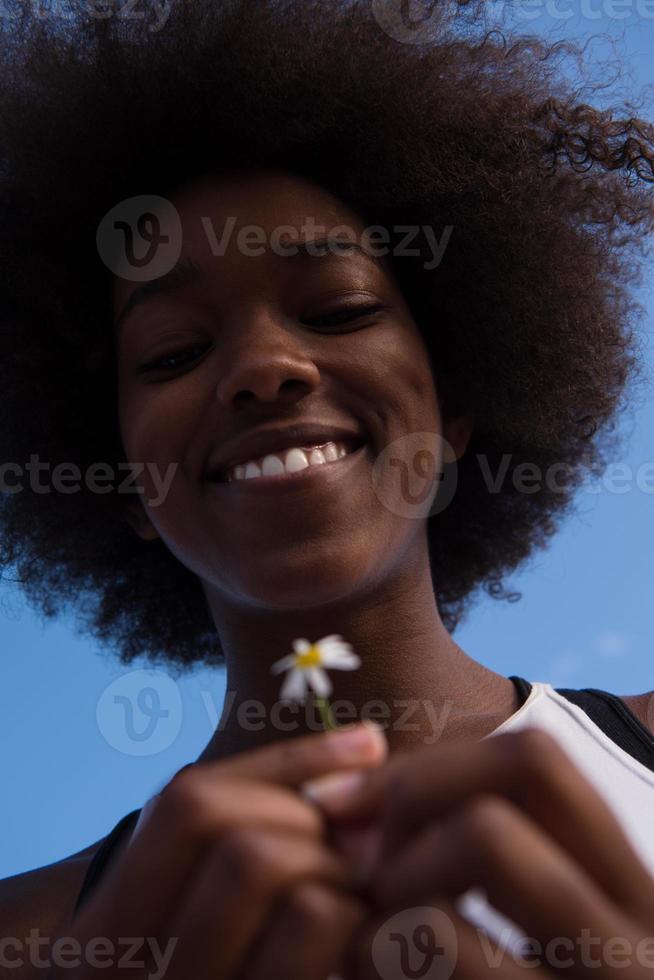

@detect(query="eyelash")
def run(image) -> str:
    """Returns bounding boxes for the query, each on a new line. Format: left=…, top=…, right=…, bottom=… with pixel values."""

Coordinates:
left=137, top=303, right=387, bottom=374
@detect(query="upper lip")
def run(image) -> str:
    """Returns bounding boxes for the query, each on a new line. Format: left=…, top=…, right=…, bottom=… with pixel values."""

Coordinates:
left=205, top=423, right=366, bottom=481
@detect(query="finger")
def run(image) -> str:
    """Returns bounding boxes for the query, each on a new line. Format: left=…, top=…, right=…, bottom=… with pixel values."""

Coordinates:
left=350, top=896, right=556, bottom=980
left=164, top=828, right=355, bottom=980
left=92, top=724, right=385, bottom=941
left=238, top=880, right=366, bottom=980
left=328, top=820, right=384, bottom=886
left=214, top=719, right=388, bottom=786
left=88, top=774, right=333, bottom=940
left=372, top=794, right=641, bottom=978
left=314, top=727, right=654, bottom=921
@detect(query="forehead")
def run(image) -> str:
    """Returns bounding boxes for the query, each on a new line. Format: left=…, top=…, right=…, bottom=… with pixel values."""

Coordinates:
left=170, top=169, right=368, bottom=233
left=111, top=169, right=386, bottom=319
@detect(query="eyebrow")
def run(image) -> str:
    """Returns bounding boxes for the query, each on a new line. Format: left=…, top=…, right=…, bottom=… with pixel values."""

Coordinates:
left=113, top=236, right=383, bottom=335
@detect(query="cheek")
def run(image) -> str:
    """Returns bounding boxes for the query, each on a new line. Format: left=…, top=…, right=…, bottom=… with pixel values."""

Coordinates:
left=117, top=383, right=207, bottom=521
left=364, top=339, right=444, bottom=522
left=119, top=381, right=202, bottom=463
left=403, top=337, right=441, bottom=428
left=376, top=337, right=441, bottom=432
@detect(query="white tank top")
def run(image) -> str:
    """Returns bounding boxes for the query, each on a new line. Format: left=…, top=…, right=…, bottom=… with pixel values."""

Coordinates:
left=458, top=679, right=654, bottom=954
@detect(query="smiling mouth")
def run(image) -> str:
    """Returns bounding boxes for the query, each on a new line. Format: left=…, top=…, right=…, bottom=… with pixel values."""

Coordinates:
left=208, top=438, right=367, bottom=489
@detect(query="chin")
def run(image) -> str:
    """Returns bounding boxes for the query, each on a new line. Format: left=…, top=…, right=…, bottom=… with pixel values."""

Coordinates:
left=227, top=564, right=363, bottom=612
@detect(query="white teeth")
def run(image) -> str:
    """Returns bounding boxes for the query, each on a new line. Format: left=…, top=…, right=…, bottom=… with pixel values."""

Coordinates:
left=284, top=448, right=310, bottom=473
left=225, top=439, right=355, bottom=482
left=261, top=454, right=286, bottom=477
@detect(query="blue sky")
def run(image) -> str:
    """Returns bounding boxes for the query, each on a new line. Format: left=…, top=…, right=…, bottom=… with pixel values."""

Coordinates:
left=1, top=3, right=653, bottom=879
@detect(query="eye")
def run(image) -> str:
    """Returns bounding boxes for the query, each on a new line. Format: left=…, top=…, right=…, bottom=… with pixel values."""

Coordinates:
left=135, top=303, right=387, bottom=375
left=302, top=303, right=388, bottom=329
left=137, top=343, right=212, bottom=375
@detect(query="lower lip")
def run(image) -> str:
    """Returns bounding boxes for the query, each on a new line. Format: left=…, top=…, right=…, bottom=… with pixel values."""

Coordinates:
left=207, top=442, right=368, bottom=494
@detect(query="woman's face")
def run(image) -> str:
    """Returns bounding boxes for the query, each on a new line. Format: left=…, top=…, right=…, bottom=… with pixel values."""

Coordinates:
left=113, top=170, right=471, bottom=611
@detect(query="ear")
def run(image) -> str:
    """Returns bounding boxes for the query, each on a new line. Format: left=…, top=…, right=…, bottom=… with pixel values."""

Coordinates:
left=123, top=499, right=160, bottom=542
left=441, top=410, right=475, bottom=463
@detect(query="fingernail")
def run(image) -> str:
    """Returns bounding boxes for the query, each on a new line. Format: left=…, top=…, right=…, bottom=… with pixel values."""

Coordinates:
left=327, top=720, right=388, bottom=756
left=301, top=769, right=368, bottom=806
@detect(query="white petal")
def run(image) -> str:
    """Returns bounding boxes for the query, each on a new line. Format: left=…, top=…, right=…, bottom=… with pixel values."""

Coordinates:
left=280, top=669, right=307, bottom=702
left=320, top=645, right=355, bottom=661
left=316, top=634, right=346, bottom=648
left=305, top=667, right=332, bottom=698
left=270, top=654, right=298, bottom=675
left=318, top=637, right=355, bottom=656
left=292, top=638, right=311, bottom=653
left=332, top=658, right=361, bottom=672
left=321, top=649, right=361, bottom=669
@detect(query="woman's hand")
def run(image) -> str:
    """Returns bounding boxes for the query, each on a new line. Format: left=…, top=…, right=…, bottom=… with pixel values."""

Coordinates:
left=49, top=721, right=387, bottom=980
left=311, top=727, right=654, bottom=979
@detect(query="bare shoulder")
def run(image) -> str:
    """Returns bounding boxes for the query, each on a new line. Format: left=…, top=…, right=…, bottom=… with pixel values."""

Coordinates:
left=0, top=837, right=104, bottom=948
left=618, top=692, right=654, bottom=737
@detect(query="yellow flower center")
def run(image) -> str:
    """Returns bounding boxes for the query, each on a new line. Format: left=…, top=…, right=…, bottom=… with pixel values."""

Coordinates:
left=295, top=645, right=322, bottom=669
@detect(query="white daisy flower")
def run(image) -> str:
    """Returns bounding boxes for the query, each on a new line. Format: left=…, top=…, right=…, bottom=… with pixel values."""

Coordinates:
left=270, top=634, right=361, bottom=704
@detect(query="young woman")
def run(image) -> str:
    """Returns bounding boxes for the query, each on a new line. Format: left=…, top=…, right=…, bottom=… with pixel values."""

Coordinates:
left=1, top=2, right=654, bottom=978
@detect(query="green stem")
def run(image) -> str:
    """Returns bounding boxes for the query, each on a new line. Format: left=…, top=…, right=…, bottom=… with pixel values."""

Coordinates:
left=315, top=697, right=337, bottom=730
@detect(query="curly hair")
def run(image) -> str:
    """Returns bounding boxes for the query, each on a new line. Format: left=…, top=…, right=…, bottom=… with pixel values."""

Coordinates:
left=0, top=0, right=652, bottom=669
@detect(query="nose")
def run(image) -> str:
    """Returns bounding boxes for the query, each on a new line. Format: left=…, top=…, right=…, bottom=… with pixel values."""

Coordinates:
left=215, top=314, right=321, bottom=412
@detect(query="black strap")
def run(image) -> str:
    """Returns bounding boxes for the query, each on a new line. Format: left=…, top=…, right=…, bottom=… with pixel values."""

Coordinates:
left=554, top=685, right=654, bottom=775
left=74, top=762, right=196, bottom=915
left=509, top=673, right=654, bottom=776
left=73, top=808, right=142, bottom=915
left=508, top=675, right=533, bottom=706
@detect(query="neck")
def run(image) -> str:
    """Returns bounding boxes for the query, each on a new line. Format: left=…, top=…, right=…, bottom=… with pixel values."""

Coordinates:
left=197, top=551, right=520, bottom=763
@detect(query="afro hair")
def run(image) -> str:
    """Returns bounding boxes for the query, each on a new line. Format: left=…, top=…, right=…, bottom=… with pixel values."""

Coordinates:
left=0, top=0, right=652, bottom=668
